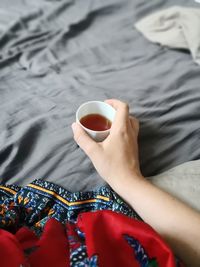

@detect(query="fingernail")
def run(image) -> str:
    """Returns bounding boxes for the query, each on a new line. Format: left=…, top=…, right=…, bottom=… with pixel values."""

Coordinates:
left=71, top=122, right=76, bottom=131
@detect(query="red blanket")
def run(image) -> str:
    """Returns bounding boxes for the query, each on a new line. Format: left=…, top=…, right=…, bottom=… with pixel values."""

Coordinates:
left=0, top=210, right=184, bottom=267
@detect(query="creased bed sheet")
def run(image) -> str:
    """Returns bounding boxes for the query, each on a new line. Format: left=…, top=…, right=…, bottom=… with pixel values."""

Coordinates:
left=0, top=0, right=200, bottom=191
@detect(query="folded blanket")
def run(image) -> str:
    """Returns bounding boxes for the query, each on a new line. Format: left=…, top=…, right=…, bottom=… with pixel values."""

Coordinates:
left=135, top=6, right=200, bottom=65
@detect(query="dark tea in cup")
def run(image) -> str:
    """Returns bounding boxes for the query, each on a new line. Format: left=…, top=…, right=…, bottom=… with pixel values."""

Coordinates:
left=80, top=113, right=111, bottom=131
left=76, top=101, right=116, bottom=141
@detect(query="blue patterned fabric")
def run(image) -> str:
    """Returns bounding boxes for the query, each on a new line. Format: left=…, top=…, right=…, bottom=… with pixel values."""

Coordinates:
left=0, top=179, right=140, bottom=235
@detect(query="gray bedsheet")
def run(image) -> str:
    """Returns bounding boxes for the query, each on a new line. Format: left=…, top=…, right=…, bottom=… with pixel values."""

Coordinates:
left=0, top=0, right=200, bottom=191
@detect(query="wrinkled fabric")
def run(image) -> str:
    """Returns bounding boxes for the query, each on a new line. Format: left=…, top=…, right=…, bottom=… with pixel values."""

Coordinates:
left=0, top=179, right=139, bottom=234
left=0, top=219, right=69, bottom=267
left=135, top=6, right=200, bottom=65
left=1, top=0, right=200, bottom=191
left=0, top=211, right=185, bottom=267
left=0, top=179, right=185, bottom=266
left=150, top=159, right=200, bottom=212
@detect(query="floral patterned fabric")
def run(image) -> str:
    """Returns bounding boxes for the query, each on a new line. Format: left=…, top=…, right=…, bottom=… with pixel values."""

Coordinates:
left=0, top=179, right=139, bottom=235
left=0, top=180, right=185, bottom=267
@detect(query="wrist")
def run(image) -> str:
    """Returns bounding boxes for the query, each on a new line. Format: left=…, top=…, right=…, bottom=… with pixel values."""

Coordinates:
left=108, top=170, right=146, bottom=196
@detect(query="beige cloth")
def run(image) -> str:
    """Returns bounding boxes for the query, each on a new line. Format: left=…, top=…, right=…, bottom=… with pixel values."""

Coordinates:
left=135, top=6, right=200, bottom=65
left=150, top=160, right=200, bottom=212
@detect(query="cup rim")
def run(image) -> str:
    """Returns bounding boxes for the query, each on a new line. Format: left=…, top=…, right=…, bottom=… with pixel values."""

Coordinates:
left=76, top=101, right=115, bottom=133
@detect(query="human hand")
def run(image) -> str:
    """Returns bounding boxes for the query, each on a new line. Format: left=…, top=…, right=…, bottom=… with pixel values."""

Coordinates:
left=72, top=99, right=143, bottom=190
left=73, top=100, right=200, bottom=267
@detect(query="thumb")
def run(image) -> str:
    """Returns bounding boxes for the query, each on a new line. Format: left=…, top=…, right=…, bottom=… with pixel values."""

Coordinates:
left=71, top=122, right=100, bottom=158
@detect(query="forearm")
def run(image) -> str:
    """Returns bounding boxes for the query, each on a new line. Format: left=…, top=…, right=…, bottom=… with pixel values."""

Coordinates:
left=72, top=99, right=200, bottom=266
left=112, top=175, right=200, bottom=267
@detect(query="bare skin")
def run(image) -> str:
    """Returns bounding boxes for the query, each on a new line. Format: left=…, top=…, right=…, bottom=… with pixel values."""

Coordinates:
left=72, top=99, right=200, bottom=267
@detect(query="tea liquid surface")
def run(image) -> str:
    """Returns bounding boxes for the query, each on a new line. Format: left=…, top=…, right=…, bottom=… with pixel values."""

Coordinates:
left=80, top=114, right=111, bottom=131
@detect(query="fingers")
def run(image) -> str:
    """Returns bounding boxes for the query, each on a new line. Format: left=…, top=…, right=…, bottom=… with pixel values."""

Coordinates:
left=105, top=99, right=129, bottom=113
left=105, top=99, right=139, bottom=136
left=105, top=99, right=129, bottom=128
left=71, top=122, right=100, bottom=158
left=129, top=116, right=139, bottom=135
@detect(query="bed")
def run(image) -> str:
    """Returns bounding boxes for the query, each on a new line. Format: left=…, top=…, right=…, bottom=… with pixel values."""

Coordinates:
left=0, top=0, right=200, bottom=209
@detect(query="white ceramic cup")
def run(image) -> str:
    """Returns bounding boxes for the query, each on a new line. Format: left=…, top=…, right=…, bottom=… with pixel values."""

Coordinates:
left=76, top=101, right=116, bottom=142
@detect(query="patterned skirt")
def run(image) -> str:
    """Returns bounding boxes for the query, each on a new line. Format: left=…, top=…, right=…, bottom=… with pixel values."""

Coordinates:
left=0, top=179, right=139, bottom=235
left=0, top=179, right=184, bottom=267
